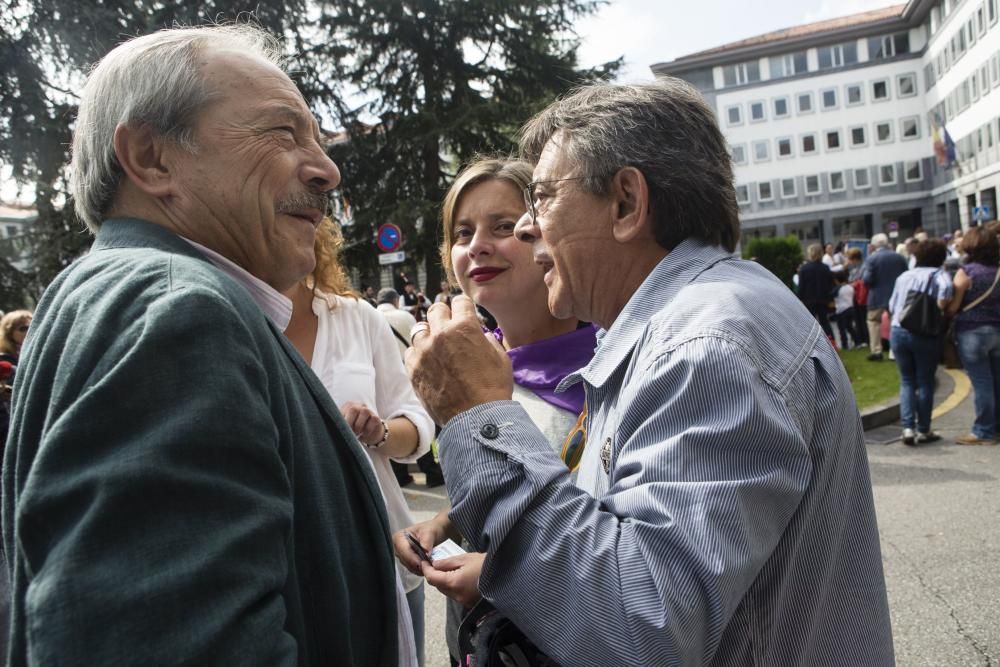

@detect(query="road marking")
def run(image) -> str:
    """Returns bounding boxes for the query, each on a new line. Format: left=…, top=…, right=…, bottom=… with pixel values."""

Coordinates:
left=932, top=369, right=971, bottom=419
left=402, top=486, right=449, bottom=501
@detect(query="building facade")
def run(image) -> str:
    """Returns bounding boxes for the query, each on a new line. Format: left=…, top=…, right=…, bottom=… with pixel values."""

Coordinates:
left=652, top=0, right=1000, bottom=248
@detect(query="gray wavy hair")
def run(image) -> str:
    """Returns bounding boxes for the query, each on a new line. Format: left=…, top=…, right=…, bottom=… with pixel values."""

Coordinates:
left=70, top=24, right=283, bottom=232
left=519, top=79, right=740, bottom=252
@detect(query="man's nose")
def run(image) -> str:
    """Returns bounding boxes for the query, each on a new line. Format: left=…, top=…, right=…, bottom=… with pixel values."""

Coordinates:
left=303, top=149, right=342, bottom=193
left=514, top=210, right=538, bottom=243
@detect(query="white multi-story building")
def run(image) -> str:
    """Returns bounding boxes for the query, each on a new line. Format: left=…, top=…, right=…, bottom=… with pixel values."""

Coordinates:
left=652, top=0, right=1000, bottom=246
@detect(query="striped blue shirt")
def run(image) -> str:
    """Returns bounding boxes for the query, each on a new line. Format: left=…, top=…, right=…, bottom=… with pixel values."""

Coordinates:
left=439, top=240, right=894, bottom=666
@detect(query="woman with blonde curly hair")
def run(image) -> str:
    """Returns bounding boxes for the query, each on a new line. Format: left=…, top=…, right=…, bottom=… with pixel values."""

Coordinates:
left=0, top=310, right=32, bottom=362
left=283, top=218, right=433, bottom=666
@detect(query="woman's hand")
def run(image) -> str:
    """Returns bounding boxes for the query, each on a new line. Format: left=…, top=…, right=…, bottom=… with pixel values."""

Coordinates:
left=340, top=401, right=385, bottom=446
left=393, top=513, right=450, bottom=575
left=421, top=552, right=486, bottom=608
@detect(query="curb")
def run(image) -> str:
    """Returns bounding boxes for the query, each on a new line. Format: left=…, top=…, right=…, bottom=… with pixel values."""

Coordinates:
left=860, top=367, right=968, bottom=431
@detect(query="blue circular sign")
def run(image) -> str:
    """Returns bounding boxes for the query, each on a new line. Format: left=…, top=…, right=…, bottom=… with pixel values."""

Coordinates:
left=377, top=223, right=402, bottom=252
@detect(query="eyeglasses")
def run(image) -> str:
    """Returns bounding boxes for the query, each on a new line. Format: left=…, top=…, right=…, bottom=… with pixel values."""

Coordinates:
left=560, top=404, right=588, bottom=472
left=522, top=176, right=587, bottom=223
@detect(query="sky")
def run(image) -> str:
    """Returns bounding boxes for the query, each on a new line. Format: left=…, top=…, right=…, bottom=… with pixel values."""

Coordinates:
left=575, top=0, right=904, bottom=81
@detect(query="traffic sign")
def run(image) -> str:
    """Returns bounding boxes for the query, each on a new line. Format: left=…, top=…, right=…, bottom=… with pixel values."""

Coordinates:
left=378, top=251, right=406, bottom=265
left=376, top=223, right=403, bottom=252
left=973, top=206, right=992, bottom=223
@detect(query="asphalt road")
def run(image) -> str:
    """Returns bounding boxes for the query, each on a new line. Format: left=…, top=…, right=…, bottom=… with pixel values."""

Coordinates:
left=402, top=368, right=999, bottom=666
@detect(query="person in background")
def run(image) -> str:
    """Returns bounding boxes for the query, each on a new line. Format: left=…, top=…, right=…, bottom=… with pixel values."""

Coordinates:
left=361, top=284, right=378, bottom=307
left=888, top=239, right=953, bottom=446
left=3, top=24, right=399, bottom=664
left=845, top=247, right=870, bottom=348
left=377, top=287, right=419, bottom=356
left=822, top=243, right=836, bottom=268
left=284, top=219, right=433, bottom=666
left=433, top=280, right=453, bottom=305
left=945, top=225, right=1000, bottom=445
left=863, top=232, right=909, bottom=361
left=832, top=271, right=859, bottom=350
left=374, top=286, right=445, bottom=490
left=394, top=157, right=596, bottom=666
left=405, top=80, right=892, bottom=666
left=797, top=243, right=835, bottom=342
left=401, top=282, right=432, bottom=321
left=0, top=310, right=32, bottom=366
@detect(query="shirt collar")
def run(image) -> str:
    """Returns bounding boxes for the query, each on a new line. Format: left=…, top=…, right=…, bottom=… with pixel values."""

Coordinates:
left=183, top=239, right=293, bottom=331
left=560, top=239, right=734, bottom=390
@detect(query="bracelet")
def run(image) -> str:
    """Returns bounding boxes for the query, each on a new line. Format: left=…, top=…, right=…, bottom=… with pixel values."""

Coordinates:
left=367, top=419, right=389, bottom=449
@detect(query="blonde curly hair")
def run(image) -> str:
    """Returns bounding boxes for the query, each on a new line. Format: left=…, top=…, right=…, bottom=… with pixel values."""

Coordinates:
left=307, top=217, right=358, bottom=307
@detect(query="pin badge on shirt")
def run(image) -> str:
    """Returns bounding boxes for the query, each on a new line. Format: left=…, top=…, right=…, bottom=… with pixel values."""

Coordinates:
left=600, top=437, right=612, bottom=474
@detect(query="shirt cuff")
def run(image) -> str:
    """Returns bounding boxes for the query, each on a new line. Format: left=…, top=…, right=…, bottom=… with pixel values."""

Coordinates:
left=438, top=401, right=568, bottom=553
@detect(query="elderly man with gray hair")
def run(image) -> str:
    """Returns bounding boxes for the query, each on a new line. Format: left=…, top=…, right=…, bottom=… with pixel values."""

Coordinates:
left=405, top=79, right=893, bottom=665
left=863, top=232, right=910, bottom=360
left=2, top=25, right=403, bottom=665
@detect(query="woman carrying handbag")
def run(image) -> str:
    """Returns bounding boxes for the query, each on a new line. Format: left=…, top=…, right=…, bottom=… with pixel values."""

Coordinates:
left=946, top=225, right=1000, bottom=445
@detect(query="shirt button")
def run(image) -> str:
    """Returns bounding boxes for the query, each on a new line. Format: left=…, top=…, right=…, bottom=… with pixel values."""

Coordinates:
left=480, top=423, right=500, bottom=439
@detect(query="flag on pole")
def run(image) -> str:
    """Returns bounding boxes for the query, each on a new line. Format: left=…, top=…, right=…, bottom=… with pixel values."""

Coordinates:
left=932, top=114, right=957, bottom=167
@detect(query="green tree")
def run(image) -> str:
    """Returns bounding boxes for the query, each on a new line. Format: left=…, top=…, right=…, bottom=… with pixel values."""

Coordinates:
left=742, top=235, right=803, bottom=290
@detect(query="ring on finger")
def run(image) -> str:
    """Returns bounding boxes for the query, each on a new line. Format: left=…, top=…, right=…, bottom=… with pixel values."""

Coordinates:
left=409, top=322, right=430, bottom=344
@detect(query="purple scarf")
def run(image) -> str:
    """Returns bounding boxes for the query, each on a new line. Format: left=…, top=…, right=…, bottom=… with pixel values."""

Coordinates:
left=492, top=325, right=597, bottom=414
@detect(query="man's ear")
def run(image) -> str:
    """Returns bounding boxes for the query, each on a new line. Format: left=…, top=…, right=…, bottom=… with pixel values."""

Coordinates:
left=112, top=123, right=175, bottom=198
left=609, top=166, right=652, bottom=243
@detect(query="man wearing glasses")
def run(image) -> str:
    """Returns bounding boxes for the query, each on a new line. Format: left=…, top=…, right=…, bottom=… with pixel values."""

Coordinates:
left=407, top=80, right=893, bottom=666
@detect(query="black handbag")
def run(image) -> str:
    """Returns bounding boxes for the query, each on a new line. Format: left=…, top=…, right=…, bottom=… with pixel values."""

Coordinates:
left=458, top=600, right=559, bottom=666
left=899, top=271, right=944, bottom=337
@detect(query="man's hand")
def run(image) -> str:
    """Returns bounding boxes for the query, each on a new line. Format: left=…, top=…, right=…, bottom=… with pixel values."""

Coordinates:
left=340, top=401, right=384, bottom=446
left=393, top=515, right=449, bottom=575
left=405, top=295, right=513, bottom=425
left=421, top=552, right=486, bottom=608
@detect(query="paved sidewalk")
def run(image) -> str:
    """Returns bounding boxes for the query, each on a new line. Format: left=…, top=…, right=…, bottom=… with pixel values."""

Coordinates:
left=866, top=367, right=1000, bottom=666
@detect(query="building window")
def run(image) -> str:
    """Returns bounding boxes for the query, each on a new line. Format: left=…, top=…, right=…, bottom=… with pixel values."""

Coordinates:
left=879, top=164, right=897, bottom=186
left=781, top=177, right=797, bottom=198
left=753, top=140, right=770, bottom=162
left=758, top=181, right=773, bottom=202
left=925, top=63, right=937, bottom=91
left=821, top=88, right=838, bottom=110
left=769, top=51, right=808, bottom=79
left=988, top=0, right=997, bottom=25
left=5, top=225, right=17, bottom=237
left=972, top=72, right=980, bottom=102
left=904, top=160, right=922, bottom=182
left=829, top=171, right=846, bottom=192
left=749, top=100, right=766, bottom=122
left=773, top=96, right=790, bottom=118
left=726, top=105, right=742, bottom=126
left=845, top=83, right=863, bottom=105
left=722, top=61, right=761, bottom=87
left=817, top=42, right=858, bottom=69
left=854, top=167, right=871, bottom=189
left=736, top=184, right=750, bottom=204
left=967, top=18, right=976, bottom=47
left=731, top=144, right=747, bottom=165
left=777, top=137, right=793, bottom=158
left=872, top=79, right=890, bottom=101
left=992, top=55, right=999, bottom=87
left=868, top=33, right=910, bottom=59
left=825, top=129, right=842, bottom=150
left=977, top=4, right=987, bottom=34
left=875, top=121, right=893, bottom=143
left=981, top=64, right=990, bottom=96
left=805, top=174, right=821, bottom=195
left=897, top=73, right=917, bottom=97
left=901, top=116, right=920, bottom=140
left=850, top=125, right=867, bottom=147
left=797, top=92, right=814, bottom=113
left=801, top=133, right=818, bottom=154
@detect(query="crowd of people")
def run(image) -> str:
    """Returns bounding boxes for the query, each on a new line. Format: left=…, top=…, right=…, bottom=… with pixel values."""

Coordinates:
left=796, top=226, right=1000, bottom=448
left=3, top=19, right=995, bottom=667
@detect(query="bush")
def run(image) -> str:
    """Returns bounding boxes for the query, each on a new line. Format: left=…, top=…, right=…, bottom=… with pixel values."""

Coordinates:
left=742, top=236, right=803, bottom=289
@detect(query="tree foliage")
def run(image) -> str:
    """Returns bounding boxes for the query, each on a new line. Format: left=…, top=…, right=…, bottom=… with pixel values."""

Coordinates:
left=742, top=235, right=804, bottom=290
left=0, top=0, right=619, bottom=306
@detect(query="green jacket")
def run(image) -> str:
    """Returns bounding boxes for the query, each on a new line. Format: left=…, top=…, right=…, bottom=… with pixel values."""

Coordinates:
left=2, top=219, right=398, bottom=665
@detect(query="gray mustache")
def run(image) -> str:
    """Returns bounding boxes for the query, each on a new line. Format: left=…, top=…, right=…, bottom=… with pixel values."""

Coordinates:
left=275, top=192, right=329, bottom=216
